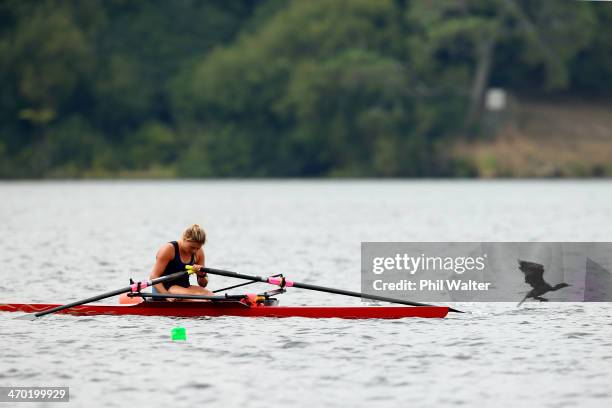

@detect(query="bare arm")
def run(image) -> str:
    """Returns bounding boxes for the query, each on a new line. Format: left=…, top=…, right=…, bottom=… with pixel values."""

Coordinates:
left=195, top=248, right=208, bottom=288
left=150, top=243, right=174, bottom=295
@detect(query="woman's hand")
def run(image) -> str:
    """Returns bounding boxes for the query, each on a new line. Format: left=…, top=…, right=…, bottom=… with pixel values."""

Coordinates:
left=190, top=264, right=205, bottom=274
left=191, top=264, right=207, bottom=278
left=197, top=275, right=209, bottom=288
left=190, top=263, right=208, bottom=287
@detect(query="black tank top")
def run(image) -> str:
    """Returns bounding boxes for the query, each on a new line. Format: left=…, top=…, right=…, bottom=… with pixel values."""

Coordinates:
left=161, top=241, right=194, bottom=289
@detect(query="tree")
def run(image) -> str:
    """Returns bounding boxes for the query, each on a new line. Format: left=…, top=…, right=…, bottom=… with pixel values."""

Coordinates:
left=407, top=0, right=595, bottom=127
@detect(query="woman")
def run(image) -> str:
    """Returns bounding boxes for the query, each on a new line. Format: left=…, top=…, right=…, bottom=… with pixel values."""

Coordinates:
left=150, top=224, right=212, bottom=301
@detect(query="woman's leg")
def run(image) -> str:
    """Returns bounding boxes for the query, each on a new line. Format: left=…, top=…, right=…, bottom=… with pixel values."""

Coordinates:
left=167, top=285, right=214, bottom=300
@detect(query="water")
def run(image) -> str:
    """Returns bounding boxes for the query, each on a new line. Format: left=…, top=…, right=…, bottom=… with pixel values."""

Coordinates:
left=1, top=180, right=611, bottom=407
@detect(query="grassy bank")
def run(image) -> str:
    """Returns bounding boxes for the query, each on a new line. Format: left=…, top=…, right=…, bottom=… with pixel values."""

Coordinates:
left=452, top=98, right=612, bottom=177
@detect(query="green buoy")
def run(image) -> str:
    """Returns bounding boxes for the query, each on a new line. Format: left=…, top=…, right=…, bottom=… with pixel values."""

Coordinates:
left=171, top=327, right=187, bottom=341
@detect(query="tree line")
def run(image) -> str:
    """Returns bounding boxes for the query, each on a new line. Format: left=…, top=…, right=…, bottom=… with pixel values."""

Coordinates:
left=0, top=0, right=610, bottom=178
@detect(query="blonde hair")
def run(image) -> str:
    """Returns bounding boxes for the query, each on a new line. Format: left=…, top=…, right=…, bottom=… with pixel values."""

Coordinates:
left=182, top=224, right=206, bottom=245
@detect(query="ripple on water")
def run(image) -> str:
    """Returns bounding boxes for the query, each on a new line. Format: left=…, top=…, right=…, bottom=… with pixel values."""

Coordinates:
left=565, top=332, right=594, bottom=338
left=280, top=340, right=309, bottom=349
left=185, top=382, right=212, bottom=390
left=55, top=373, right=73, bottom=379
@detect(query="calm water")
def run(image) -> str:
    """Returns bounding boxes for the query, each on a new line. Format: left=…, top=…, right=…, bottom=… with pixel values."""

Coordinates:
left=1, top=180, right=612, bottom=408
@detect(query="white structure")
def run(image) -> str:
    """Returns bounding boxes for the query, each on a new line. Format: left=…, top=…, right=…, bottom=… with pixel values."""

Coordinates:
left=485, top=88, right=507, bottom=111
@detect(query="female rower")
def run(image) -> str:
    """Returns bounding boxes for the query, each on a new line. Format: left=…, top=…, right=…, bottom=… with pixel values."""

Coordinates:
left=150, top=224, right=212, bottom=301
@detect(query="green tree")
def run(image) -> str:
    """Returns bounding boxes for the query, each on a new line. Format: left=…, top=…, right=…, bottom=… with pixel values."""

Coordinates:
left=408, top=0, right=596, bottom=127
left=172, top=0, right=436, bottom=176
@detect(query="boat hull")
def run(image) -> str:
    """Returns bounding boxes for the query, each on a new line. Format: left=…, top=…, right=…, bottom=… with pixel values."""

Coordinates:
left=0, top=302, right=448, bottom=319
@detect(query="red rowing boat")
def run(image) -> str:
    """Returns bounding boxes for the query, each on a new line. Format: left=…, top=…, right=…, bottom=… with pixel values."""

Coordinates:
left=2, top=267, right=460, bottom=319
left=0, top=301, right=449, bottom=319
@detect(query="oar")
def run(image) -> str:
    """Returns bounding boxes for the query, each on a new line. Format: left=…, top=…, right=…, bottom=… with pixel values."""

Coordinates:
left=191, top=266, right=463, bottom=313
left=26, top=269, right=196, bottom=318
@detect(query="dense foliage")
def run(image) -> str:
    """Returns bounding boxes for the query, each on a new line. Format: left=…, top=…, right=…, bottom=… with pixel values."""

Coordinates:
left=0, top=0, right=609, bottom=178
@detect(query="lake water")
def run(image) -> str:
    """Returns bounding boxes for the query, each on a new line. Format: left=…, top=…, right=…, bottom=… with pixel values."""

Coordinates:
left=1, top=180, right=611, bottom=407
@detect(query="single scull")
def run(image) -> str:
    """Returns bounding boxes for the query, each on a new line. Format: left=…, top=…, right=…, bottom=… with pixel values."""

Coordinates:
left=1, top=266, right=461, bottom=319
left=0, top=301, right=449, bottom=319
